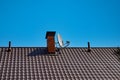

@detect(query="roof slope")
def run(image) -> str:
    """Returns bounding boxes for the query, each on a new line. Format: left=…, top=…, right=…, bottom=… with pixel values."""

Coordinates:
left=0, top=47, right=120, bottom=80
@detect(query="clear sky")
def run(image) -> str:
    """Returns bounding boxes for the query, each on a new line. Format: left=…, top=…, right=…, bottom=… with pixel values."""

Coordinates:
left=0, top=0, right=120, bottom=47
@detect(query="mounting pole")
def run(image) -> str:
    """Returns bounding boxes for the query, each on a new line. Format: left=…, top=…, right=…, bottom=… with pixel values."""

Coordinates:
left=88, top=42, right=91, bottom=52
left=8, top=41, right=11, bottom=52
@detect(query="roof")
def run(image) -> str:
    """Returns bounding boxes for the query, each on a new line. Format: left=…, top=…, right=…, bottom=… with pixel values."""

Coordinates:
left=0, top=47, right=120, bottom=80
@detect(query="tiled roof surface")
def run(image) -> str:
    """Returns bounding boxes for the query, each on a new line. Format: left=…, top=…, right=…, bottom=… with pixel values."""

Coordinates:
left=0, top=47, right=120, bottom=80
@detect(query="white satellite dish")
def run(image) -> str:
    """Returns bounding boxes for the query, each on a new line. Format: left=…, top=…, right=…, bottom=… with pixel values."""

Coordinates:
left=57, top=33, right=70, bottom=48
left=57, top=33, right=64, bottom=47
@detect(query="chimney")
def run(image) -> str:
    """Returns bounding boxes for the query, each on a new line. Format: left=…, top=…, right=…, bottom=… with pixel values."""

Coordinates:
left=45, top=31, right=56, bottom=54
left=87, top=42, right=91, bottom=52
left=8, top=41, right=11, bottom=52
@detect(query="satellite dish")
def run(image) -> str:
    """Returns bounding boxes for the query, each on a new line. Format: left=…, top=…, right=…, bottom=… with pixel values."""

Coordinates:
left=57, top=33, right=70, bottom=48
left=57, top=33, right=64, bottom=47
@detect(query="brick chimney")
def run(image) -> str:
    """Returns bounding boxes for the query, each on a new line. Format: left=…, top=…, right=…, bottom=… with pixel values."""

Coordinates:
left=45, top=31, right=56, bottom=54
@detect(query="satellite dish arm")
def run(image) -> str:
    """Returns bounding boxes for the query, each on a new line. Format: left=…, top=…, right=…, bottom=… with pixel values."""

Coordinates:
left=64, top=41, right=70, bottom=47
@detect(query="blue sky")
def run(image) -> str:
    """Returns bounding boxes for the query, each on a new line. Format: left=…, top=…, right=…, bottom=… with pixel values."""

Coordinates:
left=0, top=0, right=120, bottom=47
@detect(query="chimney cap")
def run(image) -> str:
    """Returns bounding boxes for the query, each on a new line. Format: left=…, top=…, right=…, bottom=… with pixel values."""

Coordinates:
left=45, top=31, right=56, bottom=39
